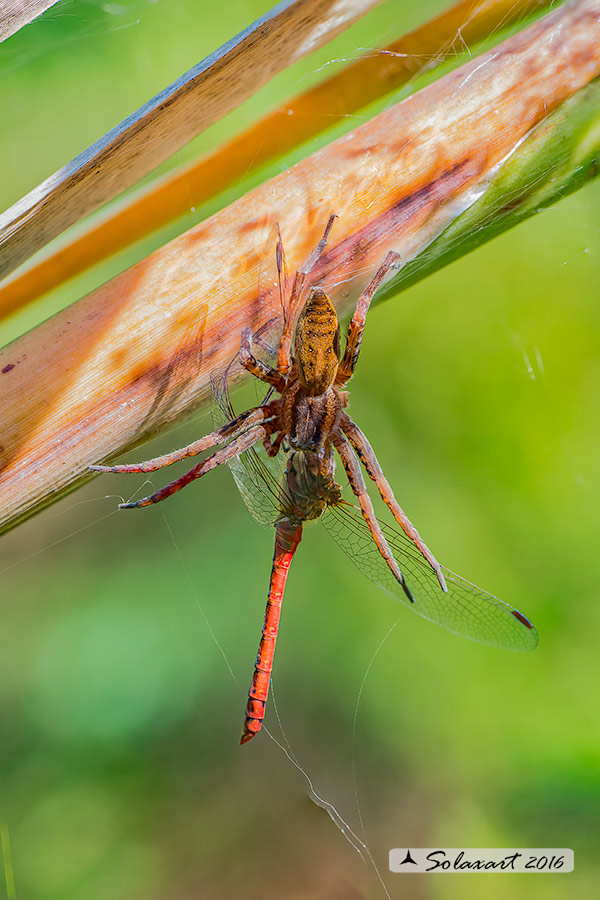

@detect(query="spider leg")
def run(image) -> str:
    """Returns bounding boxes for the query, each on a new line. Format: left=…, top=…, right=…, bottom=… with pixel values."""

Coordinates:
left=333, top=434, right=414, bottom=603
left=341, top=414, right=447, bottom=592
left=336, top=251, right=401, bottom=385
left=90, top=404, right=277, bottom=474
left=275, top=224, right=288, bottom=320
left=119, top=424, right=272, bottom=508
left=263, top=429, right=286, bottom=458
left=278, top=214, right=337, bottom=375
left=240, top=326, right=286, bottom=391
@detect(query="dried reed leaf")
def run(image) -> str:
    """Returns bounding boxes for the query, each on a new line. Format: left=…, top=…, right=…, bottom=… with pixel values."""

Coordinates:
left=379, top=77, right=600, bottom=301
left=0, top=0, right=380, bottom=280
left=0, top=0, right=599, bottom=533
left=0, top=0, right=551, bottom=317
left=0, top=0, right=58, bottom=43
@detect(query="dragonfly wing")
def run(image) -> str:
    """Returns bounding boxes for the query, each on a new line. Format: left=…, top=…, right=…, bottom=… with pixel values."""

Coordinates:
left=321, top=502, right=538, bottom=652
left=208, top=219, right=303, bottom=527
left=210, top=371, right=288, bottom=527
left=229, top=447, right=288, bottom=527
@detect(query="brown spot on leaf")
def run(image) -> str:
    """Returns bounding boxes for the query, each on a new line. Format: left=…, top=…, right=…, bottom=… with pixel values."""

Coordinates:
left=238, top=218, right=265, bottom=234
left=314, top=154, right=478, bottom=278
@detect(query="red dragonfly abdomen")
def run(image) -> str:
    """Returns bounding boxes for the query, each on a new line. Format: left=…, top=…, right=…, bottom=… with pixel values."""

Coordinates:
left=241, top=519, right=303, bottom=744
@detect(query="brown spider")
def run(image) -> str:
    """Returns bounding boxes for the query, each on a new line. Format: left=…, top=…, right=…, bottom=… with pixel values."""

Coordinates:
left=91, top=216, right=453, bottom=743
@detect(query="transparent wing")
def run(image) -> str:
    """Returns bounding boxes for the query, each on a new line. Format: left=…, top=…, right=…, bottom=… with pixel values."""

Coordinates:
left=210, top=369, right=289, bottom=527
left=322, top=501, right=538, bottom=652
left=208, top=218, right=293, bottom=526
left=250, top=314, right=284, bottom=389
left=230, top=447, right=288, bottom=527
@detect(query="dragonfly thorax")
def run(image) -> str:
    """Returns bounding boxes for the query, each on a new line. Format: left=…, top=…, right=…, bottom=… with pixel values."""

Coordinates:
left=285, top=449, right=342, bottom=522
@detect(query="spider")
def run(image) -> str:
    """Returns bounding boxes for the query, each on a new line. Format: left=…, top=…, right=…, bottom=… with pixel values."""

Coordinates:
left=91, top=215, right=453, bottom=743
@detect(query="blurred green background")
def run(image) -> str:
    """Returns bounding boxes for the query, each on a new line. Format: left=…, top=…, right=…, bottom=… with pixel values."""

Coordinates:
left=1, top=1, right=599, bottom=898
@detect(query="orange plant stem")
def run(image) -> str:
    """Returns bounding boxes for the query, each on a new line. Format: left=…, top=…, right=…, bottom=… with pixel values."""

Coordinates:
left=0, top=0, right=551, bottom=318
left=0, top=0, right=382, bottom=284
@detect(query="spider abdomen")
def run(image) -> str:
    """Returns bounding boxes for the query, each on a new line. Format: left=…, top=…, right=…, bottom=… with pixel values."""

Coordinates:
left=293, top=287, right=341, bottom=395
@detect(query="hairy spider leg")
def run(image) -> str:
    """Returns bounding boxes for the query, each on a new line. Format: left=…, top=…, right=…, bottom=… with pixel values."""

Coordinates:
left=263, top=430, right=286, bottom=458
left=275, top=223, right=288, bottom=321
left=239, top=325, right=286, bottom=390
left=336, top=250, right=401, bottom=385
left=333, top=434, right=414, bottom=603
left=119, top=424, right=273, bottom=508
left=241, top=519, right=303, bottom=744
left=278, top=214, right=337, bottom=376
left=341, top=414, right=447, bottom=593
left=90, top=405, right=278, bottom=475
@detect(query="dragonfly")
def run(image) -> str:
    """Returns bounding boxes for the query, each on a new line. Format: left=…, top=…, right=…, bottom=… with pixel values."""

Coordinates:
left=91, top=215, right=538, bottom=744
